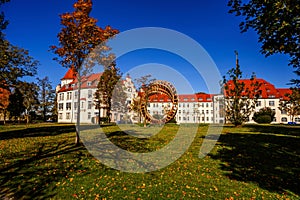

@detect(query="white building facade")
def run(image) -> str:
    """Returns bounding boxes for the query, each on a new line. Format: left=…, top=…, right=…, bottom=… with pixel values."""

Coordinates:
left=57, top=71, right=299, bottom=124
left=56, top=69, right=137, bottom=124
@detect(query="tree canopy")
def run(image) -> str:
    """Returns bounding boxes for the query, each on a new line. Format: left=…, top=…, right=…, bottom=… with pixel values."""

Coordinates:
left=0, top=0, right=38, bottom=89
left=228, top=0, right=300, bottom=85
left=51, top=0, right=119, bottom=144
left=223, top=51, right=261, bottom=126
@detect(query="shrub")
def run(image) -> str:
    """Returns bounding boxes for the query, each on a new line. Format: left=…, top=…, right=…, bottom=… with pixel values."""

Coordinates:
left=253, top=107, right=275, bottom=124
left=255, top=115, right=272, bottom=123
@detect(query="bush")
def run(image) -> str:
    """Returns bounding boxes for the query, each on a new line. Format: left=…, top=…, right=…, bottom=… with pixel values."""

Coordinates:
left=255, top=115, right=272, bottom=124
left=253, top=107, right=275, bottom=124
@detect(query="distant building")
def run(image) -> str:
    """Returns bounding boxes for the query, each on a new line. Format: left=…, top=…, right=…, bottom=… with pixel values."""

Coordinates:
left=56, top=69, right=137, bottom=123
left=56, top=70, right=300, bottom=124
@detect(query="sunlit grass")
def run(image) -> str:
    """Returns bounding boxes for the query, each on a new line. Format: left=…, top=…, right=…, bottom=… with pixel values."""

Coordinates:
left=0, top=123, right=299, bottom=199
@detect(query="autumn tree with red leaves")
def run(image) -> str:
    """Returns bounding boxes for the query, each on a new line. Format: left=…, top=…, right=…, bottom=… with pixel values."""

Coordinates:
left=51, top=0, right=119, bottom=145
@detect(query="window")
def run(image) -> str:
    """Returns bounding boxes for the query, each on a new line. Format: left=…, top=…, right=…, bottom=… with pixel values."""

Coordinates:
left=295, top=118, right=300, bottom=122
left=59, top=113, right=63, bottom=120
left=202, top=110, right=204, bottom=114
left=66, top=112, right=70, bottom=120
left=281, top=117, right=287, bottom=122
left=58, top=103, right=64, bottom=111
left=206, top=110, right=209, bottom=114
left=88, top=90, right=92, bottom=99
left=66, top=102, right=71, bottom=110
left=88, top=112, right=91, bottom=120
left=269, top=101, right=275, bottom=106
left=59, top=93, right=64, bottom=101
left=74, top=91, right=78, bottom=99
left=81, top=101, right=85, bottom=109
left=87, top=82, right=92, bottom=86
left=67, top=92, right=72, bottom=100
left=206, top=103, right=209, bottom=107
left=74, top=102, right=77, bottom=110
left=256, top=101, right=261, bottom=107
left=88, top=101, right=92, bottom=109
left=74, top=112, right=77, bottom=120
left=281, top=110, right=287, bottom=114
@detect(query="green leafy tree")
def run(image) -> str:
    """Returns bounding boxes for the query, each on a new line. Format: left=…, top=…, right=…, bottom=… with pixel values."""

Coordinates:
left=0, top=1, right=38, bottom=90
left=7, top=88, right=25, bottom=123
left=133, top=75, right=156, bottom=127
left=37, top=76, right=55, bottom=121
left=228, top=0, right=300, bottom=85
left=253, top=107, right=276, bottom=124
left=223, top=51, right=261, bottom=126
left=94, top=63, right=124, bottom=123
left=279, top=88, right=300, bottom=122
left=51, top=0, right=118, bottom=144
left=20, top=82, right=39, bottom=124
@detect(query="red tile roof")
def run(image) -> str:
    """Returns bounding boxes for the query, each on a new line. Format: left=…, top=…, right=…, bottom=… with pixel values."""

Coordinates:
left=225, top=78, right=293, bottom=99
left=147, top=93, right=214, bottom=103
left=61, top=68, right=76, bottom=80
left=58, top=72, right=102, bottom=93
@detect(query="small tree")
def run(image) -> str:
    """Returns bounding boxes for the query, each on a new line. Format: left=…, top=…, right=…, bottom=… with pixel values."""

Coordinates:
left=7, top=88, right=25, bottom=123
left=279, top=88, right=300, bottom=122
left=253, top=107, right=276, bottom=124
left=223, top=51, right=261, bottom=126
left=37, top=76, right=55, bottom=121
left=0, top=87, right=9, bottom=124
left=134, top=75, right=156, bottom=127
left=51, top=0, right=118, bottom=145
left=94, top=63, right=124, bottom=123
left=20, top=82, right=39, bottom=125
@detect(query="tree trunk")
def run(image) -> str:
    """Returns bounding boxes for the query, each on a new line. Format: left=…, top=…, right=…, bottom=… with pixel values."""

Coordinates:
left=75, top=74, right=81, bottom=146
left=3, top=110, right=6, bottom=125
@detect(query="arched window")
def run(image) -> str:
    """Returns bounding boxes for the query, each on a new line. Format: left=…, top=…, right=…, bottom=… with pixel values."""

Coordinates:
left=281, top=117, right=287, bottom=122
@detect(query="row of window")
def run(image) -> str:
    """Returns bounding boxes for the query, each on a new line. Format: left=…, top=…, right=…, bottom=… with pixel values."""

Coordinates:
left=256, top=100, right=275, bottom=107
left=281, top=117, right=300, bottom=122
left=178, top=109, right=213, bottom=115
left=177, top=116, right=213, bottom=122
left=58, top=90, right=93, bottom=101
left=58, top=112, right=99, bottom=120
left=58, top=101, right=94, bottom=111
left=149, top=102, right=212, bottom=108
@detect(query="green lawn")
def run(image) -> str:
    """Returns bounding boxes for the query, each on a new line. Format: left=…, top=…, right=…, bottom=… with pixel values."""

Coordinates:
left=0, top=123, right=299, bottom=199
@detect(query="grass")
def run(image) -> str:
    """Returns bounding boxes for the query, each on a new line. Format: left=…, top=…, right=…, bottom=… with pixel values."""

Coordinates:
left=0, top=123, right=299, bottom=199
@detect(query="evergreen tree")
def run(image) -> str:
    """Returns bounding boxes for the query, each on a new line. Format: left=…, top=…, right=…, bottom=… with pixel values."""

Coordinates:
left=37, top=76, right=55, bottom=121
left=223, top=51, right=261, bottom=126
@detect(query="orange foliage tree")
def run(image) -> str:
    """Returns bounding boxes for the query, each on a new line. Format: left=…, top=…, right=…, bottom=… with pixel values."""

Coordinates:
left=51, top=0, right=118, bottom=145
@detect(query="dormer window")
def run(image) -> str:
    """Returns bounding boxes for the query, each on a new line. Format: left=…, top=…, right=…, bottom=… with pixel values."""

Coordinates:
left=87, top=82, right=92, bottom=86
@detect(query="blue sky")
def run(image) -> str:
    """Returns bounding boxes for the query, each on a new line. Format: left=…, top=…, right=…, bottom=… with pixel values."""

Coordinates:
left=2, top=0, right=296, bottom=93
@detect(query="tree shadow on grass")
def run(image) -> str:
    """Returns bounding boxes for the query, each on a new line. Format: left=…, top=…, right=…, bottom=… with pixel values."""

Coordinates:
left=245, top=124, right=300, bottom=137
left=0, top=125, right=76, bottom=140
left=0, top=139, right=89, bottom=199
left=210, top=131, right=300, bottom=196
